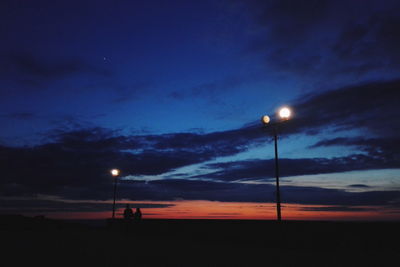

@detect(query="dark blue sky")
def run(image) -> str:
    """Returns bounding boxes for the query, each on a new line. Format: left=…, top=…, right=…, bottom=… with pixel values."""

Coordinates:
left=1, top=0, right=400, bottom=219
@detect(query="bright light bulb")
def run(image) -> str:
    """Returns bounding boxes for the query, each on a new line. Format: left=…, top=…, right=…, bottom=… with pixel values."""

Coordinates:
left=261, top=115, right=270, bottom=124
left=279, top=107, right=291, bottom=119
left=111, top=169, right=120, bottom=176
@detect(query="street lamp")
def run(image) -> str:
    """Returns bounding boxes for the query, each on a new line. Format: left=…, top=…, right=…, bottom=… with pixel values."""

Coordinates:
left=261, top=106, right=292, bottom=221
left=111, top=168, right=120, bottom=219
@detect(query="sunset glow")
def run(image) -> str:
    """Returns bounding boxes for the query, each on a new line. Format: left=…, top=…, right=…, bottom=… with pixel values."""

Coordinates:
left=41, top=200, right=400, bottom=221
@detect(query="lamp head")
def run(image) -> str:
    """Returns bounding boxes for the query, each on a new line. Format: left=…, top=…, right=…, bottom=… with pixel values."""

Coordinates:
left=111, top=169, right=120, bottom=177
left=261, top=115, right=271, bottom=125
left=278, top=107, right=291, bottom=120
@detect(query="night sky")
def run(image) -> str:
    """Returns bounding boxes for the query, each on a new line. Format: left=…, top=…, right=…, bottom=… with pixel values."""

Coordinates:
left=1, top=0, right=400, bottom=220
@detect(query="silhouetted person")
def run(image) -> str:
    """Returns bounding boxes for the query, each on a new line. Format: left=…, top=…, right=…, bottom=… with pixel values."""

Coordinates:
left=134, top=208, right=142, bottom=221
left=123, top=204, right=133, bottom=220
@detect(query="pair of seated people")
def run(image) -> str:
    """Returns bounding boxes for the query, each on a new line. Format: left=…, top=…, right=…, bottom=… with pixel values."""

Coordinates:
left=123, top=204, right=142, bottom=220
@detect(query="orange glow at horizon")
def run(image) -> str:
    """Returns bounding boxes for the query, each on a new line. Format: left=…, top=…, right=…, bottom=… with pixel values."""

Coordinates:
left=42, top=200, right=400, bottom=221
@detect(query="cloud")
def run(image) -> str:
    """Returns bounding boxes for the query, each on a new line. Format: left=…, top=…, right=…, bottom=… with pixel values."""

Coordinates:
left=0, top=197, right=174, bottom=214
left=332, top=12, right=400, bottom=70
left=0, top=124, right=266, bottom=200
left=0, top=198, right=112, bottom=213
left=283, top=79, right=400, bottom=138
left=240, top=0, right=400, bottom=78
left=11, top=52, right=110, bottom=78
left=0, top=51, right=112, bottom=93
left=198, top=154, right=400, bottom=182
left=310, top=136, right=400, bottom=164
left=348, top=184, right=370, bottom=188
left=299, top=206, right=372, bottom=212
left=0, top=56, right=152, bottom=103
left=95, top=178, right=400, bottom=206
left=0, top=112, right=36, bottom=120
left=282, top=186, right=400, bottom=206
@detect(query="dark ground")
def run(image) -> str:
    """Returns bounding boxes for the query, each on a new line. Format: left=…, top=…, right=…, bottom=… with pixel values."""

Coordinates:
left=1, top=215, right=399, bottom=266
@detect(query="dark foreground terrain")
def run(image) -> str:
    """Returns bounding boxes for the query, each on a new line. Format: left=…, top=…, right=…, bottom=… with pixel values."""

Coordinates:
left=2, top=215, right=399, bottom=266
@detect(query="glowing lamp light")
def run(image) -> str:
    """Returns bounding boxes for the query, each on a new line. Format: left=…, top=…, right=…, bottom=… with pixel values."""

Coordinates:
left=261, top=115, right=271, bottom=124
left=278, top=107, right=291, bottom=120
left=111, top=169, right=120, bottom=177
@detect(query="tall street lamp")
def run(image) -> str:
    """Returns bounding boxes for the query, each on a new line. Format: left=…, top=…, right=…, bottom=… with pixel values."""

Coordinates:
left=261, top=106, right=292, bottom=221
left=111, top=168, right=120, bottom=219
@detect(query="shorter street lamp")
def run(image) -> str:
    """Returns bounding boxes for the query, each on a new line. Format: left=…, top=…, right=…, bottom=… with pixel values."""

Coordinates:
left=261, top=106, right=292, bottom=221
left=111, top=168, right=120, bottom=219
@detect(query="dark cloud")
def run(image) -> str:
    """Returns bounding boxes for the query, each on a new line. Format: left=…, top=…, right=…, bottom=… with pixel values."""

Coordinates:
left=102, top=178, right=400, bottom=207
left=46, top=120, right=266, bottom=168
left=0, top=128, right=140, bottom=200
left=198, top=154, right=399, bottom=182
left=240, top=0, right=400, bottom=77
left=246, top=0, right=330, bottom=43
left=47, top=127, right=139, bottom=151
left=283, top=79, right=400, bottom=138
left=0, top=112, right=36, bottom=120
left=7, top=52, right=78, bottom=78
left=4, top=52, right=110, bottom=78
left=0, top=124, right=266, bottom=200
left=310, top=137, right=400, bottom=164
left=150, top=125, right=264, bottom=153
left=0, top=198, right=112, bottom=213
left=332, top=13, right=400, bottom=70
left=299, top=206, right=372, bottom=212
left=240, top=0, right=330, bottom=74
left=0, top=51, right=112, bottom=95
left=118, top=178, right=267, bottom=202
left=0, top=198, right=173, bottom=214
left=282, top=186, right=400, bottom=206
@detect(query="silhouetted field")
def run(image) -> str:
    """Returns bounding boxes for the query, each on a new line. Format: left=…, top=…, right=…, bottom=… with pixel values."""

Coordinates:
left=2, top=215, right=399, bottom=266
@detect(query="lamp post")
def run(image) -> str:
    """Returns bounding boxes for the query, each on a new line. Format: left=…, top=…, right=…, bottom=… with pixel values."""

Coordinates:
left=111, top=168, right=120, bottom=219
left=262, top=107, right=292, bottom=221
